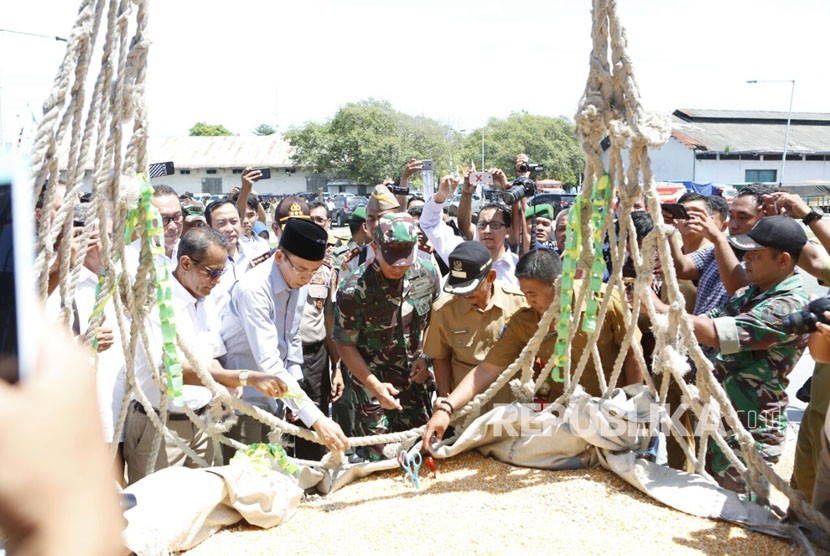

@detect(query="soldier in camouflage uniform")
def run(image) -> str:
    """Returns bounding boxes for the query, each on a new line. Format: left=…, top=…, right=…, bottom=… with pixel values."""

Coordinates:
left=334, top=213, right=440, bottom=461
left=331, top=205, right=369, bottom=273
left=338, top=185, right=401, bottom=284
left=329, top=205, right=369, bottom=459
left=683, top=216, right=810, bottom=493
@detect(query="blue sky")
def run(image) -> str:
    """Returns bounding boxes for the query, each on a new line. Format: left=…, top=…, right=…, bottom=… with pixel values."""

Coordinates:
left=2, top=0, right=827, bottom=145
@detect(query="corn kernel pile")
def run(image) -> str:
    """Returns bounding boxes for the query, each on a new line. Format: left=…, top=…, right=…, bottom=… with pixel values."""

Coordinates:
left=184, top=451, right=800, bottom=555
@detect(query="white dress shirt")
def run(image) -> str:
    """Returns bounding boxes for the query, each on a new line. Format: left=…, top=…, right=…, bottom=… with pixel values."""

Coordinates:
left=134, top=275, right=226, bottom=412
left=420, top=196, right=519, bottom=286
left=212, top=245, right=255, bottom=315
left=239, top=233, right=271, bottom=258
left=45, top=265, right=128, bottom=441
left=124, top=237, right=178, bottom=283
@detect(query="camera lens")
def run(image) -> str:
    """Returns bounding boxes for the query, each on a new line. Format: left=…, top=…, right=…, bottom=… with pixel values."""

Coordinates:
left=501, top=185, right=524, bottom=205
left=781, top=311, right=816, bottom=335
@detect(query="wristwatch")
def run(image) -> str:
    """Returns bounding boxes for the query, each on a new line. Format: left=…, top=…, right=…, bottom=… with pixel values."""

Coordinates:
left=239, top=370, right=249, bottom=387
left=803, top=210, right=823, bottom=226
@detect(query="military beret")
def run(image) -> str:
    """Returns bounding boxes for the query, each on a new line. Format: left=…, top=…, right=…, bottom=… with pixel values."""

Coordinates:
left=350, top=205, right=367, bottom=222
left=525, top=203, right=554, bottom=220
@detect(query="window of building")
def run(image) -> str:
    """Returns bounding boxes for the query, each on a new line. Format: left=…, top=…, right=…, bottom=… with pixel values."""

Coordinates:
left=745, top=169, right=777, bottom=183
left=206, top=169, right=218, bottom=175
left=232, top=168, right=243, bottom=174
left=201, top=177, right=223, bottom=194
left=179, top=169, right=191, bottom=175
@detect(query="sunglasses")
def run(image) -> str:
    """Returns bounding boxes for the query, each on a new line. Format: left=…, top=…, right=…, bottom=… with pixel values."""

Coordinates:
left=190, top=257, right=226, bottom=280
left=160, top=212, right=183, bottom=226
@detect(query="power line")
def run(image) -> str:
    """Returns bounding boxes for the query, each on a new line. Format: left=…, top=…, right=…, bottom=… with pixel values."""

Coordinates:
left=0, top=28, right=67, bottom=42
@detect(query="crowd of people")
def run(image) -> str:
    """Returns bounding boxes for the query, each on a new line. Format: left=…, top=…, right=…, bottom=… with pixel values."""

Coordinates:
left=34, top=158, right=830, bottom=520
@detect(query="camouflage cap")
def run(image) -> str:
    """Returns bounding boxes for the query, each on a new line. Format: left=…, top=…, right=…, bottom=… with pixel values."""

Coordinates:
left=366, top=184, right=400, bottom=213
left=374, top=213, right=418, bottom=267
left=181, top=201, right=207, bottom=223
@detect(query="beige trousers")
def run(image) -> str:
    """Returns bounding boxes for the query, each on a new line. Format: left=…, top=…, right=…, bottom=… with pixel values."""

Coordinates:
left=124, top=402, right=211, bottom=485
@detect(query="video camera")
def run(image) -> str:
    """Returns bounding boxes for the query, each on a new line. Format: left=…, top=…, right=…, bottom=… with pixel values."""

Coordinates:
left=781, top=297, right=830, bottom=334
left=517, top=161, right=545, bottom=174
left=501, top=177, right=537, bottom=205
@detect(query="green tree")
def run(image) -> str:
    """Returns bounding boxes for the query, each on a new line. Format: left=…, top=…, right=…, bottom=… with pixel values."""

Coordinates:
left=458, top=112, right=585, bottom=187
left=254, top=123, right=276, bottom=136
left=189, top=122, right=233, bottom=136
left=284, top=99, right=458, bottom=186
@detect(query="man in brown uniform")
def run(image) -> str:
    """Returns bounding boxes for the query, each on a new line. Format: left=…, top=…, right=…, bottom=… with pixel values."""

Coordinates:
left=423, top=249, right=643, bottom=446
left=423, top=241, right=526, bottom=412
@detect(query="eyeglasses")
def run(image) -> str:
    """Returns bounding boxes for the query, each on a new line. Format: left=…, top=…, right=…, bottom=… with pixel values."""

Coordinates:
left=283, top=252, right=315, bottom=278
left=160, top=212, right=183, bottom=226
left=476, top=220, right=506, bottom=230
left=189, top=257, right=227, bottom=280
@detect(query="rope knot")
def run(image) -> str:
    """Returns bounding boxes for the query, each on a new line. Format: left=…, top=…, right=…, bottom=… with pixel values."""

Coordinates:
left=509, top=378, right=536, bottom=404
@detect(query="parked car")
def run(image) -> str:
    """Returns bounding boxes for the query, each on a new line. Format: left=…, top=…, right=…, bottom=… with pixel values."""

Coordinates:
left=333, top=196, right=367, bottom=226
left=446, top=193, right=483, bottom=218
left=332, top=192, right=355, bottom=204
left=527, top=193, right=577, bottom=214
left=285, top=191, right=314, bottom=204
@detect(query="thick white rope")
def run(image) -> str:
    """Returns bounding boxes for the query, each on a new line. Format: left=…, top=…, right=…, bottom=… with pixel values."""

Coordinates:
left=25, top=1, right=830, bottom=541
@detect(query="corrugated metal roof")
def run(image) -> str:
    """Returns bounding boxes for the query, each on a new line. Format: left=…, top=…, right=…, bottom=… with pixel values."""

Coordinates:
left=148, top=136, right=295, bottom=169
left=675, top=108, right=830, bottom=123
left=59, top=135, right=297, bottom=171
left=671, top=111, right=830, bottom=154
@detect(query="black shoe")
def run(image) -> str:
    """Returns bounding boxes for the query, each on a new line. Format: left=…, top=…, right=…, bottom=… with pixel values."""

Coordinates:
left=796, top=377, right=812, bottom=404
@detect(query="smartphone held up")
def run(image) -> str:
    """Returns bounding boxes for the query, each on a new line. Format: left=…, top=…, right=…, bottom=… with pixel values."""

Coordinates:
left=0, top=153, right=36, bottom=382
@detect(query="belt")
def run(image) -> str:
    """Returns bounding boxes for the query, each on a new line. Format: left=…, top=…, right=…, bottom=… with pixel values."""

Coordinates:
left=131, top=400, right=204, bottom=421
left=302, top=339, right=325, bottom=350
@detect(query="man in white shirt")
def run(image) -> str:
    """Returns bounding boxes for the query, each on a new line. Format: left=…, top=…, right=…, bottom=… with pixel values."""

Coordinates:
left=420, top=177, right=519, bottom=286
left=235, top=168, right=271, bottom=257
left=125, top=184, right=182, bottom=280
left=124, top=227, right=285, bottom=484
left=221, top=218, right=349, bottom=458
left=205, top=198, right=262, bottom=313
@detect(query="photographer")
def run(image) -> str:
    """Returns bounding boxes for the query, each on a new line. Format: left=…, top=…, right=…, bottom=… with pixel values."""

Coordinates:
left=420, top=175, right=519, bottom=286
left=398, top=158, right=427, bottom=209
left=756, top=190, right=830, bottom=504
left=456, top=164, right=510, bottom=241
left=650, top=216, right=809, bottom=493
left=504, top=153, right=544, bottom=255
left=806, top=311, right=830, bottom=519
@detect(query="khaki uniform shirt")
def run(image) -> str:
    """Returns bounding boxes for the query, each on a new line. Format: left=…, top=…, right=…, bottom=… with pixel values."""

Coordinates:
left=423, top=281, right=527, bottom=409
left=485, top=282, right=638, bottom=400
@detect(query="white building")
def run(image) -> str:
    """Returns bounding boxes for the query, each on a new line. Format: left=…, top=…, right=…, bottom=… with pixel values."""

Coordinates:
left=72, top=135, right=315, bottom=196
left=606, top=109, right=830, bottom=186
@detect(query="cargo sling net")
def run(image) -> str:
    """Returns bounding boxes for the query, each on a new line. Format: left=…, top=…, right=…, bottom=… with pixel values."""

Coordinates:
left=30, top=0, right=830, bottom=545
